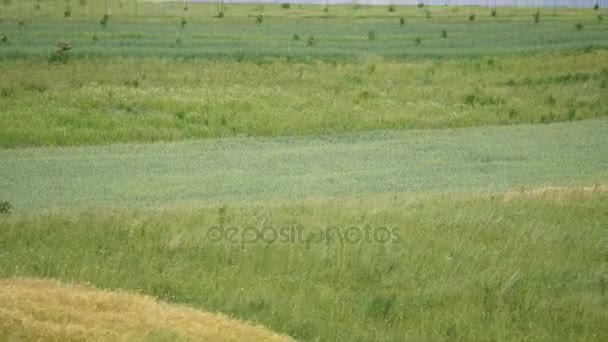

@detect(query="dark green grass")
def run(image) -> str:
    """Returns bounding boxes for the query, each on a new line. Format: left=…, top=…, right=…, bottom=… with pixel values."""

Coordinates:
left=0, top=191, right=606, bottom=341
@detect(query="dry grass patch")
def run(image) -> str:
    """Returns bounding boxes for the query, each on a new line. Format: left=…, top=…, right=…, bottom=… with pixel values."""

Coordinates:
left=502, top=184, right=608, bottom=201
left=0, top=277, right=296, bottom=342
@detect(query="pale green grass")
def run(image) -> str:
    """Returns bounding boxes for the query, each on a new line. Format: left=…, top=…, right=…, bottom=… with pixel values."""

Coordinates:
left=0, top=119, right=606, bottom=210
left=0, top=190, right=606, bottom=341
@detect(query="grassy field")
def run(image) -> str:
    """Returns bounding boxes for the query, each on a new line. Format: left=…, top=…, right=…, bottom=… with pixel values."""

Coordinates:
left=1, top=2, right=607, bottom=341
left=0, top=53, right=606, bottom=148
left=1, top=190, right=607, bottom=341
left=0, top=119, right=607, bottom=210
left=1, top=7, right=607, bottom=61
left=0, top=3, right=606, bottom=148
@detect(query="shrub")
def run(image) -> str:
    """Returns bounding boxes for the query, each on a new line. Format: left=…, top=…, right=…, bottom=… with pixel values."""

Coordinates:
left=368, top=30, right=376, bottom=41
left=79, top=0, right=87, bottom=6
left=568, top=108, right=576, bottom=121
left=281, top=3, right=291, bottom=9
left=599, top=14, right=604, bottom=22
left=594, top=2, right=599, bottom=10
left=181, top=18, right=187, bottom=27
left=469, top=13, right=476, bottom=22
left=324, top=6, right=329, bottom=13
left=575, top=22, right=584, bottom=30
left=463, top=92, right=505, bottom=106
left=533, top=11, right=540, bottom=23
left=414, top=36, right=422, bottom=46
left=125, top=79, right=140, bottom=88
left=49, top=41, right=72, bottom=64
left=417, top=1, right=424, bottom=9
left=0, top=87, right=13, bottom=97
left=64, top=10, right=71, bottom=17
left=1, top=35, right=7, bottom=43
left=441, top=29, right=447, bottom=38
left=307, top=35, right=315, bottom=47
left=426, top=10, right=431, bottom=19
left=256, top=14, right=264, bottom=25
left=388, top=5, right=396, bottom=13
left=540, top=113, right=555, bottom=124
left=293, top=34, right=300, bottom=41
left=491, top=8, right=497, bottom=17
left=100, top=14, right=109, bottom=26
left=400, top=17, right=405, bottom=26
left=0, top=201, right=11, bottom=215
left=547, top=95, right=556, bottom=106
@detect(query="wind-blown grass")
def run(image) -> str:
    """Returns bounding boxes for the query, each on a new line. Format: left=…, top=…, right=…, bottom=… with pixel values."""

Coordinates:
left=0, top=189, right=606, bottom=341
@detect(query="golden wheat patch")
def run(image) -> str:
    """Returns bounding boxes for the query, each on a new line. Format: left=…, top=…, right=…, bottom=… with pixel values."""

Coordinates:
left=0, top=277, right=296, bottom=342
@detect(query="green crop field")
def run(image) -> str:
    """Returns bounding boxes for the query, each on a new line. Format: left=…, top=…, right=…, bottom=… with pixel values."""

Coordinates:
left=0, top=1, right=607, bottom=341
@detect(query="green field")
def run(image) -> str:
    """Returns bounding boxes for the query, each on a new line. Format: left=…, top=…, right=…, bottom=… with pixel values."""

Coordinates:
left=2, top=190, right=608, bottom=341
left=1, top=119, right=607, bottom=210
left=1, top=2, right=607, bottom=341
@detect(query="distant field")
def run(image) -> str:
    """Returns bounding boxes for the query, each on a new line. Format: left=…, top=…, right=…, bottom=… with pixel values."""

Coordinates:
left=1, top=3, right=606, bottom=148
left=1, top=4, right=607, bottom=60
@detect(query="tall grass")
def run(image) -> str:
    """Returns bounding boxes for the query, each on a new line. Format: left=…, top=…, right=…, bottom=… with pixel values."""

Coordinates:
left=0, top=190, right=606, bottom=341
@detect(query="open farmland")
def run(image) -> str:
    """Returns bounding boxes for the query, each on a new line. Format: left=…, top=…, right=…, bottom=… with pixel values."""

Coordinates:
left=0, top=1, right=607, bottom=341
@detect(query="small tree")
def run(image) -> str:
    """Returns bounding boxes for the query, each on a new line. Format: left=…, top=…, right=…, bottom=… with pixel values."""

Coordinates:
left=0, top=201, right=11, bottom=214
left=533, top=11, right=540, bottom=24
left=64, top=0, right=71, bottom=17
